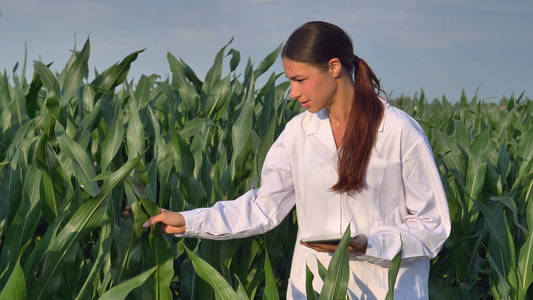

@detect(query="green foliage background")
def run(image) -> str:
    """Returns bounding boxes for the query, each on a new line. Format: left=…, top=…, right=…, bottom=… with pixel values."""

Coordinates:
left=0, top=40, right=531, bottom=299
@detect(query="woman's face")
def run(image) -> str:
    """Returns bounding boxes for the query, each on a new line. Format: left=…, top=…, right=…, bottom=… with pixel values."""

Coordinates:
left=282, top=58, right=338, bottom=113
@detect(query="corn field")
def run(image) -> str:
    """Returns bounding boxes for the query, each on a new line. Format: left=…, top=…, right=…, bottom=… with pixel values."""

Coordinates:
left=0, top=39, right=531, bottom=299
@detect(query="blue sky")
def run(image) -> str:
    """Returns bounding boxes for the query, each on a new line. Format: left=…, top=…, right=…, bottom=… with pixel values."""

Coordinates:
left=1, top=0, right=532, bottom=101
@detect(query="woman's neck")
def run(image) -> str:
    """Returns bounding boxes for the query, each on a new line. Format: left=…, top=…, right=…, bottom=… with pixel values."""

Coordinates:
left=327, top=76, right=355, bottom=128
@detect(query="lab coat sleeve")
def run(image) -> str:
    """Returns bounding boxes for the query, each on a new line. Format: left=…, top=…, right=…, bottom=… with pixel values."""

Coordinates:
left=175, top=129, right=295, bottom=240
left=363, top=136, right=451, bottom=264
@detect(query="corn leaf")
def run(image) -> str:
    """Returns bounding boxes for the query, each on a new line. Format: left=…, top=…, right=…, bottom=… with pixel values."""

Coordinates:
left=74, top=207, right=113, bottom=300
left=100, top=103, right=124, bottom=171
left=185, top=246, right=237, bottom=300
left=228, top=48, right=241, bottom=72
left=0, top=260, right=26, bottom=300
left=385, top=238, right=403, bottom=300
left=262, top=251, right=279, bottom=300
left=518, top=200, right=533, bottom=297
left=318, top=225, right=350, bottom=300
left=254, top=44, right=282, bottom=79
left=57, top=133, right=99, bottom=196
left=28, top=157, right=140, bottom=299
left=167, top=53, right=199, bottom=112
left=149, top=232, right=174, bottom=300
left=126, top=99, right=145, bottom=159
left=90, top=49, right=144, bottom=100
left=305, top=265, right=319, bottom=300
left=465, top=131, right=489, bottom=204
left=0, top=166, right=41, bottom=283
left=98, top=266, right=157, bottom=300
left=60, top=39, right=90, bottom=106
left=33, top=61, right=59, bottom=97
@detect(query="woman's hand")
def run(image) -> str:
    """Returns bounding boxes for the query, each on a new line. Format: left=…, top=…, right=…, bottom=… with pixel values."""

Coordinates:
left=301, top=234, right=367, bottom=256
left=123, top=206, right=186, bottom=234
left=142, top=208, right=186, bottom=234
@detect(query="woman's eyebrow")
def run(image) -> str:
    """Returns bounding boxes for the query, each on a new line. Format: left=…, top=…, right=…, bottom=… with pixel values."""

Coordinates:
left=286, top=74, right=304, bottom=80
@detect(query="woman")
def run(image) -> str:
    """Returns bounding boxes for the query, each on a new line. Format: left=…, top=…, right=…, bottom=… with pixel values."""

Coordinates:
left=141, top=21, right=451, bottom=299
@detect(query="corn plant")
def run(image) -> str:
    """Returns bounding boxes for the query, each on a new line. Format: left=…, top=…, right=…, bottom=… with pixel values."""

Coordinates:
left=393, top=91, right=533, bottom=299
left=0, top=38, right=299, bottom=299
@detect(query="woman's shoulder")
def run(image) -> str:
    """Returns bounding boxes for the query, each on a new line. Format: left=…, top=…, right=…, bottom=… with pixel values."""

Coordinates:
left=380, top=99, right=426, bottom=141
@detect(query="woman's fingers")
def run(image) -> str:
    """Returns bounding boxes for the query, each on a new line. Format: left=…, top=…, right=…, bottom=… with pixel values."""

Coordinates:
left=142, top=209, right=185, bottom=229
left=300, top=242, right=338, bottom=252
left=142, top=214, right=163, bottom=228
left=349, top=235, right=368, bottom=254
left=158, top=223, right=186, bottom=234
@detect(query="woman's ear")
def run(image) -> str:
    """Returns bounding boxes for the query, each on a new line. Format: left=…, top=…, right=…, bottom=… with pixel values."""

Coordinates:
left=327, top=58, right=342, bottom=78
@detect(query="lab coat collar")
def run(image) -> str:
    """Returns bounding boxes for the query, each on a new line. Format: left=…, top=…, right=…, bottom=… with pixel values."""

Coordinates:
left=303, top=96, right=389, bottom=137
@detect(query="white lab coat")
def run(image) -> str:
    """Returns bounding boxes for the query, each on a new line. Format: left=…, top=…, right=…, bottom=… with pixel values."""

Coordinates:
left=177, top=99, right=451, bottom=299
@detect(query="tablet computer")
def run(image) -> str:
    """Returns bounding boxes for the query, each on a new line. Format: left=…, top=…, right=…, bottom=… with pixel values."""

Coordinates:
left=300, top=234, right=356, bottom=244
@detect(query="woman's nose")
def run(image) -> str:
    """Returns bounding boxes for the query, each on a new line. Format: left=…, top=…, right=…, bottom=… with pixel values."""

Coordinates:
left=290, top=82, right=301, bottom=99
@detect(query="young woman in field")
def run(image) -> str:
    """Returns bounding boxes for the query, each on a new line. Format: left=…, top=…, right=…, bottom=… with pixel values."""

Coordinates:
left=141, top=21, right=451, bottom=299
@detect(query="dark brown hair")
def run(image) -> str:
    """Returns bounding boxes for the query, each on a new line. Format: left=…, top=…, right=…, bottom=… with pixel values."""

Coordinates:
left=282, top=21, right=384, bottom=193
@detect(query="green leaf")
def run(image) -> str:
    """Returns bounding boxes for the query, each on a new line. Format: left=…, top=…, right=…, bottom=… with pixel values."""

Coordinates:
left=204, top=75, right=231, bottom=119
left=203, top=41, right=230, bottom=95
left=476, top=200, right=517, bottom=294
left=167, top=52, right=199, bottom=112
left=90, top=49, right=144, bottom=99
left=305, top=265, right=318, bottom=300
left=33, top=61, right=59, bottom=96
left=74, top=207, right=114, bottom=300
left=235, top=277, right=249, bottom=300
left=139, top=196, right=160, bottom=217
left=28, top=157, right=140, bottom=300
left=24, top=69, right=42, bottom=119
left=318, top=225, right=350, bottom=300
left=40, top=171, right=58, bottom=220
left=75, top=101, right=101, bottom=147
left=518, top=127, right=533, bottom=177
left=98, top=266, right=157, bottom=300
left=518, top=200, right=533, bottom=296
left=45, top=97, right=60, bottom=120
left=6, top=120, right=33, bottom=169
left=148, top=231, right=174, bottom=300
left=465, top=131, right=489, bottom=205
left=228, top=48, right=241, bottom=72
left=263, top=251, right=280, bottom=300
left=316, top=260, right=327, bottom=281
left=385, top=238, right=403, bottom=300
left=126, top=99, right=145, bottom=159
left=0, top=166, right=41, bottom=282
left=60, top=38, right=90, bottom=106
left=134, top=75, right=155, bottom=107
left=184, top=246, right=237, bottom=300
left=179, top=117, right=211, bottom=140
left=57, top=133, right=99, bottom=196
left=101, top=103, right=124, bottom=171
left=231, top=74, right=255, bottom=179
left=254, top=43, right=282, bottom=79
left=0, top=260, right=26, bottom=300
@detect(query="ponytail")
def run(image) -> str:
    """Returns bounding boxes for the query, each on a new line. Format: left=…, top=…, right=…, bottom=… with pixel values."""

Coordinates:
left=330, top=56, right=384, bottom=194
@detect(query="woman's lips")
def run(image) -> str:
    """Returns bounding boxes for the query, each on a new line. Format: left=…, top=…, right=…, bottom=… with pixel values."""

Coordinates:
left=299, top=100, right=310, bottom=108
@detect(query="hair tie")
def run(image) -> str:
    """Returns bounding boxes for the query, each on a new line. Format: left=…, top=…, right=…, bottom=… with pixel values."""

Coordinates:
left=353, top=54, right=360, bottom=79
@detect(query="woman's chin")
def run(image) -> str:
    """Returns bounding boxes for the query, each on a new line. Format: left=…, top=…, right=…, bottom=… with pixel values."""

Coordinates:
left=306, top=106, right=322, bottom=113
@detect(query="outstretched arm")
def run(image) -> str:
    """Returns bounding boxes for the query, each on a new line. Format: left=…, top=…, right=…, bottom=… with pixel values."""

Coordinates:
left=139, top=128, right=295, bottom=240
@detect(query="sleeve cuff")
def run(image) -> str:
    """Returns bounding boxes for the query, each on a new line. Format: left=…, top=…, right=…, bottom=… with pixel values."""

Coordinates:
left=359, top=231, right=402, bottom=267
left=174, top=209, right=204, bottom=238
